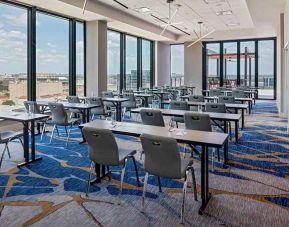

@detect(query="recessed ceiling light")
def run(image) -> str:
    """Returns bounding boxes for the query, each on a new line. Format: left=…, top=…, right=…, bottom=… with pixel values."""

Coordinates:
left=227, top=22, right=240, bottom=26
left=135, top=7, right=152, bottom=13
left=203, top=0, right=225, bottom=4
left=216, top=10, right=233, bottom=16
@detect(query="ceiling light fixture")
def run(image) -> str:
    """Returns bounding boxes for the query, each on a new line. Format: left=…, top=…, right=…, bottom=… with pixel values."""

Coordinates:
left=136, top=7, right=152, bottom=13
left=216, top=10, right=233, bottom=16
left=227, top=22, right=240, bottom=26
left=203, top=0, right=225, bottom=4
left=82, top=0, right=88, bottom=14
left=159, top=0, right=183, bottom=36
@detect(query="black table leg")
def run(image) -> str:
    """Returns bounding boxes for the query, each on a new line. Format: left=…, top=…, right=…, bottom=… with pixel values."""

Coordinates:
left=90, top=163, right=109, bottom=184
left=242, top=109, right=245, bottom=129
left=199, top=146, right=211, bottom=215
left=223, top=121, right=229, bottom=167
left=235, top=120, right=239, bottom=144
left=116, top=102, right=122, bottom=122
left=86, top=109, right=90, bottom=123
left=18, top=121, right=42, bottom=167
left=144, top=97, right=149, bottom=107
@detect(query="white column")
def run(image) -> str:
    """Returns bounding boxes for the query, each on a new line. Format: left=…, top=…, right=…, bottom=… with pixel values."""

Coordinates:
left=156, top=41, right=171, bottom=86
left=86, top=20, right=107, bottom=96
left=184, top=42, right=203, bottom=95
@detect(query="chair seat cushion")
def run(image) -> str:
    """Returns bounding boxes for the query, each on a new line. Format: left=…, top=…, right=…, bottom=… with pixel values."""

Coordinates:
left=172, top=116, right=184, bottom=123
left=0, top=131, right=22, bottom=143
left=118, top=147, right=136, bottom=164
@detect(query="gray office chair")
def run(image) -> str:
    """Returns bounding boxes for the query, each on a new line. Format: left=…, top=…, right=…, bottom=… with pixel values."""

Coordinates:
left=188, top=95, right=204, bottom=111
left=0, top=131, right=23, bottom=168
left=41, top=103, right=81, bottom=146
left=232, top=89, right=247, bottom=98
left=24, top=101, right=48, bottom=134
left=122, top=90, right=134, bottom=94
left=140, top=109, right=165, bottom=127
left=140, top=134, right=197, bottom=224
left=219, top=96, right=235, bottom=104
left=184, top=112, right=220, bottom=169
left=205, top=103, right=232, bottom=139
left=102, top=91, right=115, bottom=108
left=188, top=95, right=204, bottom=102
left=170, top=101, right=188, bottom=127
left=24, top=101, right=42, bottom=114
left=122, top=93, right=137, bottom=119
left=86, top=97, right=110, bottom=120
left=209, top=89, right=221, bottom=97
left=82, top=127, right=140, bottom=204
left=67, top=96, right=82, bottom=118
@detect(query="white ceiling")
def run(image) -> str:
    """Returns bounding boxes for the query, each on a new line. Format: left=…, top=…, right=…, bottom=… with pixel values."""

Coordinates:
left=97, top=0, right=254, bottom=36
left=15, top=0, right=286, bottom=42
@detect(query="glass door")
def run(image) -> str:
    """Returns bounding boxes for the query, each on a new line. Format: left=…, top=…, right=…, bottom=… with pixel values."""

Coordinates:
left=258, top=40, right=275, bottom=99
left=240, top=41, right=255, bottom=87
left=223, top=42, right=237, bottom=87
left=206, top=43, right=220, bottom=89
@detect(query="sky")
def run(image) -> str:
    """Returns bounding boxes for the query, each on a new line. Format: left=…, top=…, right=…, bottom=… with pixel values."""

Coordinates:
left=0, top=3, right=84, bottom=76
left=0, top=2, right=274, bottom=78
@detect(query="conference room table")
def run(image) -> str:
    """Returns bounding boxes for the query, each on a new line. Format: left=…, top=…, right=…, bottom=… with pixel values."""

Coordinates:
left=80, top=119, right=229, bottom=215
left=134, top=94, right=154, bottom=107
left=131, top=107, right=241, bottom=144
left=180, top=95, right=253, bottom=114
left=202, top=89, right=257, bottom=104
left=36, top=101, right=100, bottom=123
left=101, top=97, right=129, bottom=122
left=162, top=101, right=248, bottom=129
left=0, top=111, right=49, bottom=167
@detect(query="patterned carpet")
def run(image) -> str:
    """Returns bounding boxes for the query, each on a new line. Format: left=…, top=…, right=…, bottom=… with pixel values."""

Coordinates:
left=0, top=100, right=289, bottom=226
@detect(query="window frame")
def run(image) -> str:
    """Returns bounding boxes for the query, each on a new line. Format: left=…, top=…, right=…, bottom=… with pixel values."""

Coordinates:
left=0, top=0, right=86, bottom=101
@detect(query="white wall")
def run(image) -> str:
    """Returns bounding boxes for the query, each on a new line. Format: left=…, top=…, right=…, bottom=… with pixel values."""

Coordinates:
left=86, top=20, right=107, bottom=96
left=184, top=42, right=203, bottom=95
left=156, top=42, right=171, bottom=86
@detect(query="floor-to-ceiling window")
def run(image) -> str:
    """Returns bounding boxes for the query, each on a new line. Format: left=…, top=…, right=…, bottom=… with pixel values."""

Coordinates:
left=206, top=43, right=220, bottom=89
left=170, top=44, right=184, bottom=87
left=107, top=30, right=154, bottom=92
left=107, top=30, right=121, bottom=91
left=240, top=41, right=255, bottom=87
left=258, top=40, right=275, bottom=99
left=204, top=38, right=276, bottom=99
left=142, top=40, right=152, bottom=88
left=223, top=42, right=237, bottom=87
left=76, top=22, right=85, bottom=96
left=125, top=36, right=138, bottom=90
left=0, top=2, right=27, bottom=110
left=36, top=12, right=69, bottom=101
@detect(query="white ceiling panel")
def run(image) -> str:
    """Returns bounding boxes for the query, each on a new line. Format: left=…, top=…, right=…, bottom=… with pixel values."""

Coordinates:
left=96, top=0, right=254, bottom=37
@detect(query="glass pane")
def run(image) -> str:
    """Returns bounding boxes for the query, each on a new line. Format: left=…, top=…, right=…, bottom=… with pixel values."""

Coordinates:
left=107, top=31, right=120, bottom=91
left=240, top=42, right=255, bottom=87
left=126, top=36, right=138, bottom=90
left=171, top=45, right=184, bottom=87
left=142, top=40, right=151, bottom=88
left=36, top=13, right=69, bottom=101
left=76, top=22, right=85, bottom=96
left=206, top=43, right=220, bottom=89
left=223, top=42, right=237, bottom=87
left=0, top=3, right=27, bottom=110
left=258, top=40, right=275, bottom=99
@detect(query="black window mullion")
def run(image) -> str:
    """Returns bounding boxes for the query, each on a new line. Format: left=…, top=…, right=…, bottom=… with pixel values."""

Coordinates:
left=27, top=6, right=36, bottom=101
left=69, top=19, right=76, bottom=96
left=137, top=38, right=142, bottom=89
left=255, top=40, right=258, bottom=89
left=202, top=43, right=207, bottom=90
left=120, top=33, right=125, bottom=91
left=83, top=21, right=87, bottom=96
left=220, top=42, right=224, bottom=87
left=237, top=41, right=241, bottom=85
left=151, top=41, right=155, bottom=88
